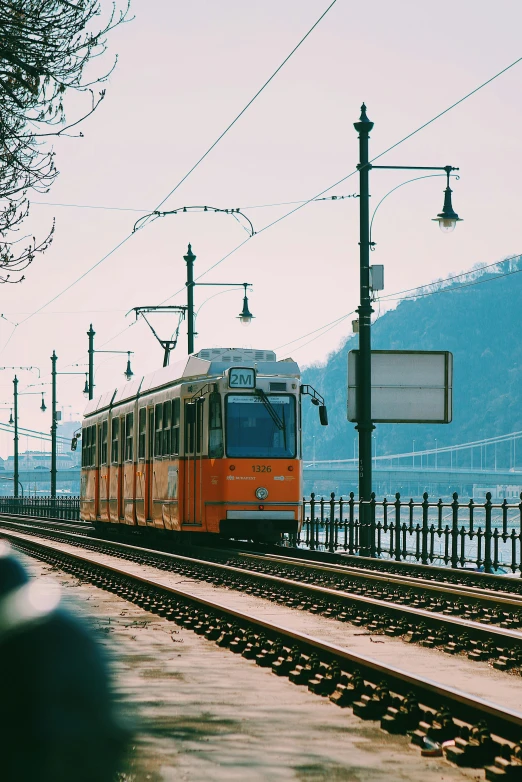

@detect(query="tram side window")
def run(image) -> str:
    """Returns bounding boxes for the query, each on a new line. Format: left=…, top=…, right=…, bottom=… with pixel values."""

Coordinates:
left=125, top=412, right=134, bottom=461
left=184, top=400, right=204, bottom=454
left=81, top=427, right=88, bottom=467
left=138, top=408, right=146, bottom=460
left=171, top=398, right=180, bottom=455
left=101, top=420, right=108, bottom=465
left=209, top=392, right=224, bottom=458
left=84, top=425, right=96, bottom=467
left=163, top=400, right=172, bottom=455
left=111, top=418, right=119, bottom=464
left=154, top=404, right=163, bottom=457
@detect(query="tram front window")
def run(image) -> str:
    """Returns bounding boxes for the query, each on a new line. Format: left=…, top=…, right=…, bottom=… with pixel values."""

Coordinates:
left=226, top=394, right=296, bottom=458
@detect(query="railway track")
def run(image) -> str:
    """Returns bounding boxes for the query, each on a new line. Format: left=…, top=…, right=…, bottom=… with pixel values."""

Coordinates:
left=3, top=524, right=522, bottom=776
left=3, top=517, right=522, bottom=675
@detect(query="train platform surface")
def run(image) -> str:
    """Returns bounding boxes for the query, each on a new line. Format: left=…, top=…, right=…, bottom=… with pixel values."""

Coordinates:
left=21, top=530, right=522, bottom=713
left=18, top=553, right=485, bottom=782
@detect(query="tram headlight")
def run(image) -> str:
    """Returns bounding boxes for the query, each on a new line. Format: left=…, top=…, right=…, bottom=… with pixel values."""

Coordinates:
left=255, top=487, right=268, bottom=500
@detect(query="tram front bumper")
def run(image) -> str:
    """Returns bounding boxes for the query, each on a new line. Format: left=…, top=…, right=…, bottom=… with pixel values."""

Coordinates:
left=220, top=510, right=298, bottom=537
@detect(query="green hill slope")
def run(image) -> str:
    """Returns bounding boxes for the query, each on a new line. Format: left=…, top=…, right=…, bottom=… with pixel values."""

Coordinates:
left=301, top=258, right=522, bottom=463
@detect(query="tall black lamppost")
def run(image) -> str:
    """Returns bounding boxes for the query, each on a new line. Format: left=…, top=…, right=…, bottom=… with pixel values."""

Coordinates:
left=86, top=324, right=134, bottom=400
left=184, top=244, right=253, bottom=354
left=10, top=374, right=45, bottom=499
left=354, top=104, right=461, bottom=555
left=50, top=351, right=87, bottom=499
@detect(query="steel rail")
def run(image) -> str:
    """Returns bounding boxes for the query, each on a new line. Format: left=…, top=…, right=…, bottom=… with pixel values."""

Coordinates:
left=2, top=521, right=522, bottom=668
left=230, top=550, right=522, bottom=608
left=3, top=527, right=522, bottom=770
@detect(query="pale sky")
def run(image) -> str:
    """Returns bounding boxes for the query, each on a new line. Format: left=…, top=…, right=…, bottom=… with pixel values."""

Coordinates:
left=0, top=0, right=520, bottom=456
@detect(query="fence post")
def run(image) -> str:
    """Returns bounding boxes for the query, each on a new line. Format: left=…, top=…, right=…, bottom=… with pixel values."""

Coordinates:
left=394, top=492, right=401, bottom=562
left=309, top=493, right=316, bottom=551
left=451, top=492, right=459, bottom=569
left=329, top=493, right=335, bottom=553
left=421, top=491, right=429, bottom=565
left=484, top=491, right=493, bottom=574
left=348, top=492, right=355, bottom=554
left=369, top=492, right=376, bottom=558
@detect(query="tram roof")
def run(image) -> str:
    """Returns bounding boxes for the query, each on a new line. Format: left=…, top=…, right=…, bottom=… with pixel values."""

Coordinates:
left=83, top=348, right=300, bottom=416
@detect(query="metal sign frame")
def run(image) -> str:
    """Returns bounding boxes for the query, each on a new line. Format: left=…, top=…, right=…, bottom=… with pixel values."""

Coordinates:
left=347, top=349, right=453, bottom=424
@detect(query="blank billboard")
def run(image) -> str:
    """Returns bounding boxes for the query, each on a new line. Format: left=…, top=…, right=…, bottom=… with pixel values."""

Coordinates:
left=347, top=350, right=453, bottom=423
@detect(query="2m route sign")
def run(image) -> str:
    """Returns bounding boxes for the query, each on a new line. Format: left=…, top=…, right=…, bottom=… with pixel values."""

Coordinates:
left=228, top=367, right=256, bottom=389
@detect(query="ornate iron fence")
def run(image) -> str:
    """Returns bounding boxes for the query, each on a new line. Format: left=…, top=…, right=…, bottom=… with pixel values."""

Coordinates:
left=293, top=491, right=522, bottom=573
left=1, top=490, right=522, bottom=573
left=0, top=495, right=80, bottom=521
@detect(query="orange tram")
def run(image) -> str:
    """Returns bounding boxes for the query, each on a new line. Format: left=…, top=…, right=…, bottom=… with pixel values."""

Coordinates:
left=80, top=347, right=327, bottom=542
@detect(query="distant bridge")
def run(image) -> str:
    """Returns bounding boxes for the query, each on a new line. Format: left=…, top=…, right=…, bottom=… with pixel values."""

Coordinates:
left=303, top=464, right=522, bottom=490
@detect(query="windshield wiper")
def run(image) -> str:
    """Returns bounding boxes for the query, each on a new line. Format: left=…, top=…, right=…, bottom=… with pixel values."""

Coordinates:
left=254, top=389, right=284, bottom=430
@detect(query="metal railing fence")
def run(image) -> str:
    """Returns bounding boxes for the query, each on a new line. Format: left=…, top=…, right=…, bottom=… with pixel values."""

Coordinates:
left=1, top=490, right=522, bottom=573
left=0, top=495, right=80, bottom=521
left=291, top=491, right=522, bottom=573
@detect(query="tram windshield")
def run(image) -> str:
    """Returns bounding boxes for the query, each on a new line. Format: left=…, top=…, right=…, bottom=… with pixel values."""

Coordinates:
left=226, top=394, right=296, bottom=458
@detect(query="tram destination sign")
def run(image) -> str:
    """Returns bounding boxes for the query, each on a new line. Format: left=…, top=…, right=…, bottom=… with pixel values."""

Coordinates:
left=347, top=350, right=453, bottom=423
left=228, top=366, right=256, bottom=389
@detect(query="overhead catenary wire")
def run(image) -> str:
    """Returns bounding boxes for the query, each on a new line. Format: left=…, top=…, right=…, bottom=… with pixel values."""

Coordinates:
left=8, top=1, right=339, bottom=337
left=273, top=252, right=522, bottom=357
left=155, top=53, right=522, bottom=313
left=12, top=51, right=522, bottom=362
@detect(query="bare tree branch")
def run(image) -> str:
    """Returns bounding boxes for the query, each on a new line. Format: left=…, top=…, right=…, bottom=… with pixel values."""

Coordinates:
left=0, top=1, right=132, bottom=280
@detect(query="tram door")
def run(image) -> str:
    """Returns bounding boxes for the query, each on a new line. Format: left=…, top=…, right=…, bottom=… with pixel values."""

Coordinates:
left=183, top=399, right=204, bottom=526
left=118, top=416, right=124, bottom=520
left=146, top=408, right=154, bottom=524
left=93, top=424, right=100, bottom=521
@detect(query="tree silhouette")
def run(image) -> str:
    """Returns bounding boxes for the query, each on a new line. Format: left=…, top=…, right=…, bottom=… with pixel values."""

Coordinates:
left=0, top=1, right=131, bottom=282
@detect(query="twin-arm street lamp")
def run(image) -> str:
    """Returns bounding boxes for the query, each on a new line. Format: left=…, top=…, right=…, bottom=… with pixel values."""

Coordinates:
left=354, top=104, right=462, bottom=555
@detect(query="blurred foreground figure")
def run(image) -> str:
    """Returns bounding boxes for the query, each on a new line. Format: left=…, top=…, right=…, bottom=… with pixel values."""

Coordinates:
left=0, top=543, right=129, bottom=782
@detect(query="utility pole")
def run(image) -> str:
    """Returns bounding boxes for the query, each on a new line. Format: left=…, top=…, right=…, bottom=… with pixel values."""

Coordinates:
left=87, top=324, right=95, bottom=401
left=184, top=244, right=196, bottom=354
left=13, top=376, right=18, bottom=499
left=354, top=105, right=374, bottom=556
left=51, top=350, right=57, bottom=499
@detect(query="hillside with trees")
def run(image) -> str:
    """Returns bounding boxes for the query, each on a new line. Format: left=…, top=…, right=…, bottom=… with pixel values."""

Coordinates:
left=301, top=256, right=522, bottom=465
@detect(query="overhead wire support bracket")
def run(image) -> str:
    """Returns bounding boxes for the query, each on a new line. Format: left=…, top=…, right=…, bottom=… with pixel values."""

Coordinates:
left=128, top=305, right=188, bottom=367
left=132, top=206, right=255, bottom=237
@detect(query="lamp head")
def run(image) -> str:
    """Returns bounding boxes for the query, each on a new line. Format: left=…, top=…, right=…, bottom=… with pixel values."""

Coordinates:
left=83, top=375, right=89, bottom=397
left=432, top=170, right=462, bottom=233
left=237, top=284, right=254, bottom=326
left=124, top=352, right=133, bottom=381
left=40, top=394, right=46, bottom=413
left=8, top=410, right=13, bottom=425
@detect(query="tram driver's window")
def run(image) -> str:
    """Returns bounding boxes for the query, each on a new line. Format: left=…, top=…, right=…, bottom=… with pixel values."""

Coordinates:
left=209, top=392, right=223, bottom=458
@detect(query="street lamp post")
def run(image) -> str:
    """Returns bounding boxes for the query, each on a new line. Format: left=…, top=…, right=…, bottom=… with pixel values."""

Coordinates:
left=11, top=375, right=46, bottom=499
left=13, top=376, right=18, bottom=499
left=183, top=244, right=253, bottom=355
left=50, top=351, right=87, bottom=499
left=354, top=104, right=461, bottom=555
left=86, top=324, right=134, bottom=400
